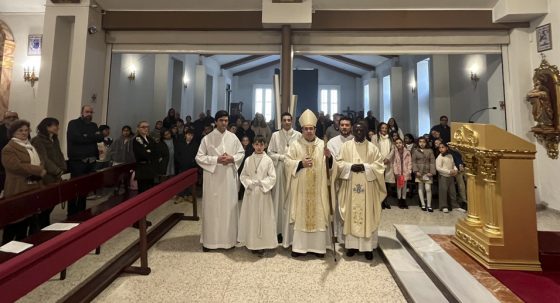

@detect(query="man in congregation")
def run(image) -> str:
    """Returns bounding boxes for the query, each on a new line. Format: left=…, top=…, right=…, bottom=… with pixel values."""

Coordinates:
left=430, top=115, right=451, bottom=143
left=325, top=113, right=341, bottom=141
left=268, top=112, right=301, bottom=242
left=66, top=105, right=103, bottom=217
left=0, top=111, right=19, bottom=195
left=284, top=109, right=332, bottom=258
left=326, top=116, right=354, bottom=244
left=334, top=121, right=386, bottom=260
left=195, top=110, right=245, bottom=251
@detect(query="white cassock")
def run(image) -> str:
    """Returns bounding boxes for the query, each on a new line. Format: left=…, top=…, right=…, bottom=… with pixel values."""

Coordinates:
left=284, top=137, right=332, bottom=254
left=326, top=134, right=354, bottom=244
left=267, top=128, right=301, bottom=235
left=195, top=129, right=245, bottom=249
left=335, top=140, right=386, bottom=252
left=238, top=153, right=278, bottom=250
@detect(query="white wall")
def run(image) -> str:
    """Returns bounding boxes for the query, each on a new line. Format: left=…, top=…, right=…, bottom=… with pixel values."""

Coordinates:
left=0, top=13, right=44, bottom=129
left=504, top=0, right=560, bottom=211
left=107, top=54, right=156, bottom=130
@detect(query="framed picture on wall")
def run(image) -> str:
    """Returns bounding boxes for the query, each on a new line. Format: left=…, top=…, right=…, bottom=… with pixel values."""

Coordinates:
left=27, top=34, right=42, bottom=56
left=536, top=23, right=552, bottom=53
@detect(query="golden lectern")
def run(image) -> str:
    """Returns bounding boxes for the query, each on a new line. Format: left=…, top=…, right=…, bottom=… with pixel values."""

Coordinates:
left=450, top=122, right=542, bottom=271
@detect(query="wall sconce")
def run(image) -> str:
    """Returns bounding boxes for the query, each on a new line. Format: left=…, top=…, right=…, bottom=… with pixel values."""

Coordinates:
left=470, top=71, right=480, bottom=89
left=128, top=65, right=136, bottom=81
left=23, top=66, right=39, bottom=87
left=410, top=81, right=417, bottom=95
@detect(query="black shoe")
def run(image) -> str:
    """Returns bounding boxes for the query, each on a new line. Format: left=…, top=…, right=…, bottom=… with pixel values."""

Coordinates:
left=403, top=200, right=409, bottom=209
left=313, top=252, right=325, bottom=259
left=346, top=249, right=357, bottom=257
left=291, top=251, right=304, bottom=258
left=277, top=234, right=283, bottom=243
left=421, top=206, right=427, bottom=211
left=202, top=246, right=210, bottom=252
left=427, top=207, right=434, bottom=213
left=382, top=200, right=391, bottom=209
left=365, top=251, right=374, bottom=260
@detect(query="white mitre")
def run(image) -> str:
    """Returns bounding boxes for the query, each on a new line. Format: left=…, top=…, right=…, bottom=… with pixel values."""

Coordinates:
left=299, top=109, right=317, bottom=127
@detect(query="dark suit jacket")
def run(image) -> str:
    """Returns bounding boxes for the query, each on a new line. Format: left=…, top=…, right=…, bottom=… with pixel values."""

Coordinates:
left=132, top=135, right=159, bottom=180
left=66, top=117, right=102, bottom=160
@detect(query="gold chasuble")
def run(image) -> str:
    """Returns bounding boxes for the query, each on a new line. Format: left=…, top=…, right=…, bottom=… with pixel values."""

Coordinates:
left=285, top=137, right=330, bottom=233
left=335, top=140, right=386, bottom=238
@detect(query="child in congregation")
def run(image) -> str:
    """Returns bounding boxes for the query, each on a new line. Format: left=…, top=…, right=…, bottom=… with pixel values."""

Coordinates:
left=393, top=138, right=412, bottom=209
left=412, top=137, right=436, bottom=212
left=435, top=143, right=458, bottom=213
left=376, top=122, right=394, bottom=209
left=238, top=135, right=278, bottom=256
left=404, top=134, right=415, bottom=151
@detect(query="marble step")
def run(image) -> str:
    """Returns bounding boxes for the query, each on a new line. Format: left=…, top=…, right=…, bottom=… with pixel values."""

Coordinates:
left=395, top=224, right=500, bottom=303
left=378, top=231, right=448, bottom=303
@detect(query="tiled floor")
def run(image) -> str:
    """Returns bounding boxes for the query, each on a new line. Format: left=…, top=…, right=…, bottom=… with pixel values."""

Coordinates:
left=16, top=195, right=560, bottom=303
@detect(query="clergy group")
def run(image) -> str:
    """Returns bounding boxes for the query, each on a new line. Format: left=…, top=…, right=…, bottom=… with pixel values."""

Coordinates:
left=195, top=109, right=386, bottom=260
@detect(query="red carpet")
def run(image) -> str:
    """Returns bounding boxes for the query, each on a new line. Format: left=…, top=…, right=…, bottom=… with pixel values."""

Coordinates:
left=489, top=270, right=560, bottom=303
left=488, top=231, right=560, bottom=303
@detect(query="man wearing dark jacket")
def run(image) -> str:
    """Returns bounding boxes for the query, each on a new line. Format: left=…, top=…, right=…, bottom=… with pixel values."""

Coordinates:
left=66, top=105, right=103, bottom=217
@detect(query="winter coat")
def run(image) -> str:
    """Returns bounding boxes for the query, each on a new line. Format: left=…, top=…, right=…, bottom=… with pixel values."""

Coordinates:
left=31, top=133, right=66, bottom=185
left=393, top=148, right=412, bottom=181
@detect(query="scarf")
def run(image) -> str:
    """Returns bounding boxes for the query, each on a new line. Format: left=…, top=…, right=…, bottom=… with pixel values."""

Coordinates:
left=12, top=137, right=41, bottom=166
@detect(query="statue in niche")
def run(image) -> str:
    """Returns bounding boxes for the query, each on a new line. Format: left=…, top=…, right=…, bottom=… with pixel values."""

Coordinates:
left=527, top=74, right=554, bottom=129
left=527, top=58, right=560, bottom=159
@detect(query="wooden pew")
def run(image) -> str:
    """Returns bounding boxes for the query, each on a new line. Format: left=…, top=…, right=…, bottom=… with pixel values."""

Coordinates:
left=0, top=163, right=135, bottom=274
left=0, top=167, right=198, bottom=302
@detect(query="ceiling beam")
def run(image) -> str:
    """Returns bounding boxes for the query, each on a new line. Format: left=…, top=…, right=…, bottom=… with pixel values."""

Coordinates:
left=102, top=10, right=528, bottom=31
left=324, top=55, right=375, bottom=71
left=221, top=55, right=268, bottom=70
left=296, top=56, right=361, bottom=78
left=233, top=60, right=280, bottom=77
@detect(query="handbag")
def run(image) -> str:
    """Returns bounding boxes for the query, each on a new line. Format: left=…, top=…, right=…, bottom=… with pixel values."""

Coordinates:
left=397, top=175, right=406, bottom=188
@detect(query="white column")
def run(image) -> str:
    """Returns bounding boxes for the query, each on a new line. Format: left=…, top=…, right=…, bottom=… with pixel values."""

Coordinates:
left=193, top=64, right=207, bottom=116
left=153, top=54, right=170, bottom=121
left=431, top=55, right=451, bottom=123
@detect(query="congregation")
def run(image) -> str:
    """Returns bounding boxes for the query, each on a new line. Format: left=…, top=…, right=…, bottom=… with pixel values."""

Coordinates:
left=0, top=105, right=468, bottom=261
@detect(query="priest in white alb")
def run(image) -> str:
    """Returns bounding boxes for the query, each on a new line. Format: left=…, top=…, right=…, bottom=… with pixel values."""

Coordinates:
left=195, top=110, right=245, bottom=251
left=268, top=112, right=301, bottom=241
left=284, top=109, right=332, bottom=258
left=326, top=116, right=354, bottom=244
left=335, top=121, right=386, bottom=260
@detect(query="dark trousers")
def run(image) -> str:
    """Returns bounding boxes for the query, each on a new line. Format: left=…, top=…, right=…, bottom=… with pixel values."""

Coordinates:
left=2, top=218, right=31, bottom=245
left=67, top=160, right=96, bottom=218
left=137, top=178, right=155, bottom=194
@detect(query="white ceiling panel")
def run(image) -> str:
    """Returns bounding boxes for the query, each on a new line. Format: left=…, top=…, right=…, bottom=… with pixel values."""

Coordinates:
left=211, top=55, right=249, bottom=65
left=302, top=55, right=366, bottom=75
left=228, top=55, right=280, bottom=74
left=343, top=55, right=389, bottom=67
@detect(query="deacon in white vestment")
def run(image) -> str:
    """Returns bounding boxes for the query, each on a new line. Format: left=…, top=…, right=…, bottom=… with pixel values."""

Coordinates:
left=335, top=121, right=386, bottom=260
left=238, top=136, right=278, bottom=252
left=195, top=110, right=245, bottom=250
left=326, top=116, right=354, bottom=244
left=268, top=112, right=301, bottom=238
left=284, top=109, right=332, bottom=257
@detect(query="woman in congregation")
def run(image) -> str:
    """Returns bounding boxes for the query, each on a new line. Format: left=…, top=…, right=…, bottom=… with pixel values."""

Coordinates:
left=412, top=137, right=436, bottom=212
left=157, top=128, right=175, bottom=182
left=31, top=117, right=67, bottom=229
left=108, top=125, right=135, bottom=165
left=2, top=120, right=46, bottom=244
left=376, top=122, right=394, bottom=209
left=387, top=117, right=404, bottom=140
left=132, top=121, right=159, bottom=194
left=251, top=113, right=272, bottom=144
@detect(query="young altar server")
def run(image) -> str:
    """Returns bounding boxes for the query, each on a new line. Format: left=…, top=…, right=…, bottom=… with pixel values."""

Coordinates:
left=238, top=135, right=278, bottom=255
